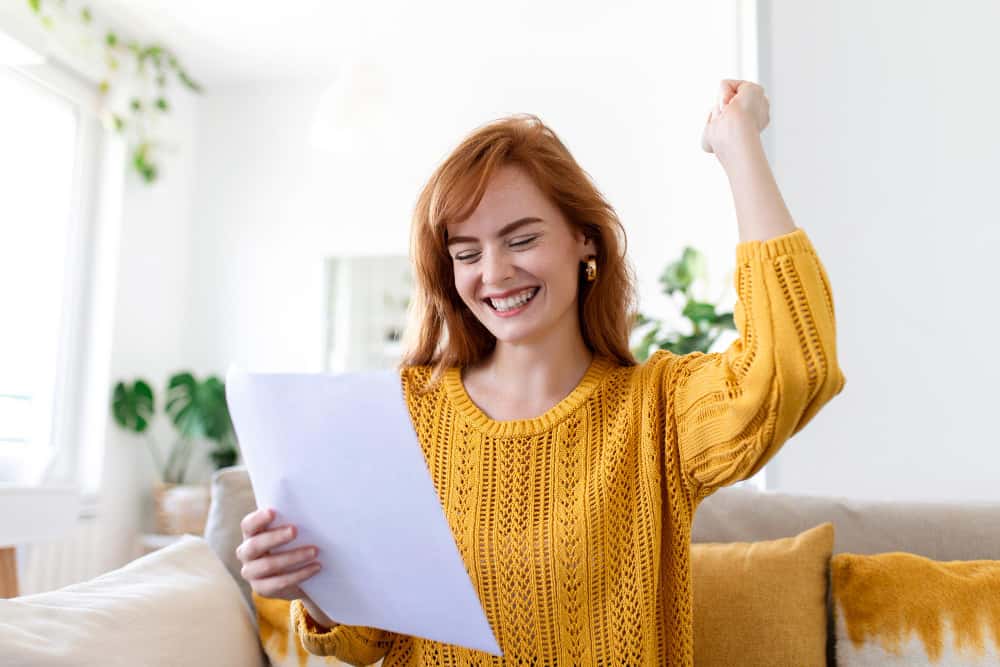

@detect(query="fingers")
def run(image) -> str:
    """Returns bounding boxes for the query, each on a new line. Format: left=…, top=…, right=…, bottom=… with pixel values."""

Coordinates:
left=241, top=544, right=319, bottom=581
left=721, top=79, right=765, bottom=104
left=719, top=79, right=741, bottom=108
left=240, top=507, right=275, bottom=539
left=235, top=523, right=297, bottom=564
left=253, top=560, right=323, bottom=599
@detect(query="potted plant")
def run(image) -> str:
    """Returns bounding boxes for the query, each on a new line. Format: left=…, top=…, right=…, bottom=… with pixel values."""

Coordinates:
left=632, top=246, right=737, bottom=360
left=111, top=371, right=239, bottom=535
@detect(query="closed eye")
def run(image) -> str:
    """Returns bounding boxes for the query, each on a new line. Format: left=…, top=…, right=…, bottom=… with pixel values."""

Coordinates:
left=453, top=235, right=539, bottom=262
left=509, top=235, right=539, bottom=248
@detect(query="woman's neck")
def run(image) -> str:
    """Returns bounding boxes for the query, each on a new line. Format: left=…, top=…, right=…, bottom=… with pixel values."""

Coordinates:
left=475, top=330, right=594, bottom=405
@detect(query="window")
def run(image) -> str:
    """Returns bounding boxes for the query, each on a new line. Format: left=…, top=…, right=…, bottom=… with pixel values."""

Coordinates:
left=0, top=52, right=101, bottom=485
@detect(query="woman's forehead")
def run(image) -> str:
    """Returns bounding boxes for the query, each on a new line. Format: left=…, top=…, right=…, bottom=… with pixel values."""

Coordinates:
left=449, top=180, right=557, bottom=234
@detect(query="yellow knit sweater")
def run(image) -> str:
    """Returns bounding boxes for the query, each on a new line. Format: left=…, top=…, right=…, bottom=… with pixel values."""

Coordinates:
left=254, top=227, right=846, bottom=666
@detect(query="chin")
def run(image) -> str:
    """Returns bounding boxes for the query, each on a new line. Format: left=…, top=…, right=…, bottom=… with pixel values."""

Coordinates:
left=487, top=322, right=551, bottom=347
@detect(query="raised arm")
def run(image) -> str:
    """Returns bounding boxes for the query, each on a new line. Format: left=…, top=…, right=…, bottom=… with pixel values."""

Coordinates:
left=702, top=79, right=795, bottom=243
left=663, top=80, right=846, bottom=500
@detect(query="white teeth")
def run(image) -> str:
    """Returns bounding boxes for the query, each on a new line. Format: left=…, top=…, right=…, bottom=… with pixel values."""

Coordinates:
left=489, top=288, right=538, bottom=312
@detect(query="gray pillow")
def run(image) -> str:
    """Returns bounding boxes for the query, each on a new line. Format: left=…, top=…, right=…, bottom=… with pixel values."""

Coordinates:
left=694, top=486, right=1000, bottom=560
left=203, top=466, right=258, bottom=611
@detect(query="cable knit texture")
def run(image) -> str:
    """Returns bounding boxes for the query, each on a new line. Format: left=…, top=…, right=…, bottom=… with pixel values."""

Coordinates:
left=255, top=227, right=846, bottom=666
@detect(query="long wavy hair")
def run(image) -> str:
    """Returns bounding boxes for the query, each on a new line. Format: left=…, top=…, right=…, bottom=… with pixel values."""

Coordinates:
left=400, top=114, right=637, bottom=383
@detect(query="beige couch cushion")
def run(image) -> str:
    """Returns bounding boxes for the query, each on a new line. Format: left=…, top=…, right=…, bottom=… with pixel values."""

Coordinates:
left=693, top=486, right=1000, bottom=560
left=0, top=535, right=268, bottom=666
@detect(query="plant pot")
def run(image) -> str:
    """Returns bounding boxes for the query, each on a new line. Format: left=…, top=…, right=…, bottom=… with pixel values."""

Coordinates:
left=153, top=482, right=211, bottom=535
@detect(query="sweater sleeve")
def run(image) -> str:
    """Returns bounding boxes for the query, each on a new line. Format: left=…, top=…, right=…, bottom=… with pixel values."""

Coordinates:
left=253, top=592, right=394, bottom=666
left=289, top=599, right=395, bottom=665
left=661, top=227, right=846, bottom=500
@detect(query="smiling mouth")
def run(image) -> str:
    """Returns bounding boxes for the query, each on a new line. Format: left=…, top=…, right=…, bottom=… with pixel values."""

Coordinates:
left=484, top=287, right=540, bottom=313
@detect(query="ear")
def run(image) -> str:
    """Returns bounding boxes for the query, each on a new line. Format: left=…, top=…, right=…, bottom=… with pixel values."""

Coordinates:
left=578, top=231, right=596, bottom=259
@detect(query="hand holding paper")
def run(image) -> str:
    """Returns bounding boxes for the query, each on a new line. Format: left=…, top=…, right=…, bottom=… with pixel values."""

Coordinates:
left=225, top=366, right=502, bottom=656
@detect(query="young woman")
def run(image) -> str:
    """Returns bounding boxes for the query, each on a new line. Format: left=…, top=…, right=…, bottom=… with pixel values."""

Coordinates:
left=237, top=79, right=846, bottom=666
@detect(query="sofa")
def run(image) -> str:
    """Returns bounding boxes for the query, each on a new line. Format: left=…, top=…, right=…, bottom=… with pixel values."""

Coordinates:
left=207, top=467, right=1000, bottom=666
left=3, top=466, right=999, bottom=665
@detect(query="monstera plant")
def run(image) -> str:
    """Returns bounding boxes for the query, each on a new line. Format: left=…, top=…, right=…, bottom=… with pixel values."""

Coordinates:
left=631, top=246, right=737, bottom=361
left=112, top=371, right=238, bottom=535
left=111, top=372, right=238, bottom=485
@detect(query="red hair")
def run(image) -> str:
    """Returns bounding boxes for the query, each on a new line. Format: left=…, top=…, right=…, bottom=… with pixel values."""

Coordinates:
left=400, top=114, right=636, bottom=382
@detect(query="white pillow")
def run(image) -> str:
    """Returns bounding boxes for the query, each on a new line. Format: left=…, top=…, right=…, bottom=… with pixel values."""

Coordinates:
left=0, top=535, right=267, bottom=666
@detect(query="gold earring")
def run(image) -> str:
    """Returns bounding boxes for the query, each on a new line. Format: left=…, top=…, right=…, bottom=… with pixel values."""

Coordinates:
left=585, top=257, right=597, bottom=282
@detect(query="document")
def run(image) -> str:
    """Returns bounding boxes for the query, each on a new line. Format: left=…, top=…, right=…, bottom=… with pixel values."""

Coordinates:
left=225, top=366, right=502, bottom=656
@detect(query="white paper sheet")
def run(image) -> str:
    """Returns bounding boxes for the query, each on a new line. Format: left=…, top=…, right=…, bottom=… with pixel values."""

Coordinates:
left=225, top=366, right=502, bottom=656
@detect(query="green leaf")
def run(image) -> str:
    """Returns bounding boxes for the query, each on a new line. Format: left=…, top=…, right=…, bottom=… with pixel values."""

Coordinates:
left=659, top=259, right=692, bottom=295
left=631, top=322, right=663, bottom=362
left=155, top=97, right=169, bottom=111
left=27, top=0, right=40, bottom=14
left=210, top=445, right=238, bottom=469
left=682, top=300, right=718, bottom=326
left=81, top=6, right=91, bottom=22
left=112, top=114, right=125, bottom=132
left=177, top=69, right=203, bottom=93
left=681, top=247, right=707, bottom=281
left=132, top=147, right=157, bottom=182
left=111, top=379, right=155, bottom=433
left=165, top=373, right=234, bottom=444
left=662, top=331, right=714, bottom=355
left=105, top=31, right=117, bottom=47
left=165, top=372, right=203, bottom=438
left=130, top=97, right=142, bottom=111
left=712, top=311, right=736, bottom=330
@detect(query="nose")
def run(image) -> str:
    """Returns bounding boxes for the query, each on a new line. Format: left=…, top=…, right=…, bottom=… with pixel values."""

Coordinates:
left=481, top=247, right=514, bottom=287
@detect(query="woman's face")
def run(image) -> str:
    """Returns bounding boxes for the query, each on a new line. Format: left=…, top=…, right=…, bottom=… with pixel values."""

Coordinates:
left=446, top=165, right=594, bottom=348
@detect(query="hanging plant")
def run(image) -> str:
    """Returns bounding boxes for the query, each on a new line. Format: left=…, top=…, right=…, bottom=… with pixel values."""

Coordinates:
left=26, top=0, right=203, bottom=183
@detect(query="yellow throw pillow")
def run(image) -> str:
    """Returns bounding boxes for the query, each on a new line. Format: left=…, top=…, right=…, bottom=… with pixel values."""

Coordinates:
left=832, top=552, right=1000, bottom=666
left=692, top=522, right=834, bottom=667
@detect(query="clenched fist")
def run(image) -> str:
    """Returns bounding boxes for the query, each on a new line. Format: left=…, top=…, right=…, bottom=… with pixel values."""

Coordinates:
left=701, top=79, right=770, bottom=158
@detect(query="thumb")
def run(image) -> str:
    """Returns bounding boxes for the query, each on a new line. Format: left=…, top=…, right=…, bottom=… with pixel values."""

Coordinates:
left=701, top=110, right=715, bottom=153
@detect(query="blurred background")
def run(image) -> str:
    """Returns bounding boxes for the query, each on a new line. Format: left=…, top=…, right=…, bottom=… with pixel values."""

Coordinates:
left=1, top=0, right=997, bottom=595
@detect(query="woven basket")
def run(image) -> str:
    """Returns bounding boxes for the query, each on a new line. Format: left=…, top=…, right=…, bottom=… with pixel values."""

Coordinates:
left=153, top=482, right=212, bottom=535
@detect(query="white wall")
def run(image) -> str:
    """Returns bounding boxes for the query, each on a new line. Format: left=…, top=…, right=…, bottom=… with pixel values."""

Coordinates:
left=95, top=87, right=207, bottom=571
left=758, top=0, right=1000, bottom=501
left=7, top=1, right=747, bottom=575
left=187, top=4, right=748, bottom=381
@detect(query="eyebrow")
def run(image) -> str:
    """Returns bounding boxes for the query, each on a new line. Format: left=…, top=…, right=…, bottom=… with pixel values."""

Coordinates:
left=445, top=217, right=544, bottom=247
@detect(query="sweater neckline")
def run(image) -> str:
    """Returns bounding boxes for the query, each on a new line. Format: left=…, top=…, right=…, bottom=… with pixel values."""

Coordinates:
left=443, top=354, right=616, bottom=437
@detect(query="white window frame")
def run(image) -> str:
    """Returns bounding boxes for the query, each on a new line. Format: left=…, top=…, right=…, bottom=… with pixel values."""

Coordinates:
left=4, top=49, right=115, bottom=494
